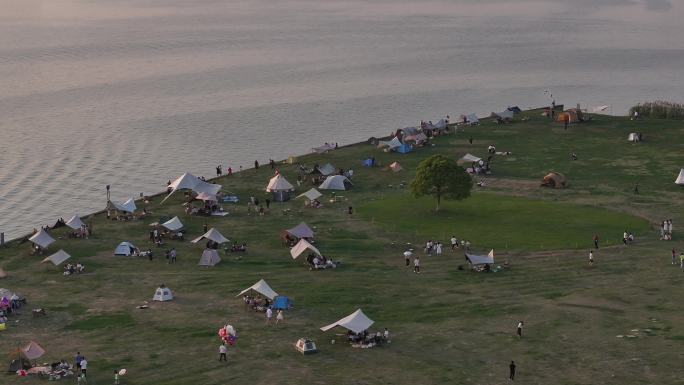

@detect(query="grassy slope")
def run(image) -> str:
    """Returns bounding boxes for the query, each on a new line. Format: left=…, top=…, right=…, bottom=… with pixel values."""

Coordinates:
left=0, top=112, right=683, bottom=385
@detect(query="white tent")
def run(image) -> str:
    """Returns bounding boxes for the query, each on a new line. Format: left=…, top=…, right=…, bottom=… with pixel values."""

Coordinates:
left=153, top=286, right=174, bottom=301
left=628, top=133, right=639, bottom=142
left=198, top=249, right=221, bottom=266
left=296, top=188, right=322, bottom=201
left=65, top=215, right=85, bottom=230
left=312, top=144, right=335, bottom=154
left=676, top=169, right=684, bottom=185
left=41, top=250, right=71, bottom=266
left=114, top=241, right=136, bottom=256
left=290, top=239, right=321, bottom=259
left=285, top=222, right=315, bottom=239
left=320, top=309, right=374, bottom=334
left=266, top=174, right=295, bottom=192
left=162, top=173, right=221, bottom=203
left=389, top=162, right=403, bottom=172
left=191, top=228, right=229, bottom=244
left=236, top=279, right=279, bottom=300
left=193, top=180, right=222, bottom=195
left=161, top=216, right=184, bottom=231
left=319, top=175, right=352, bottom=190
left=459, top=153, right=482, bottom=163
left=464, top=113, right=479, bottom=125
left=318, top=163, right=336, bottom=176
left=29, top=229, right=55, bottom=249
left=431, top=119, right=447, bottom=130
left=378, top=137, right=402, bottom=150
left=112, top=198, right=136, bottom=213
left=466, top=249, right=495, bottom=265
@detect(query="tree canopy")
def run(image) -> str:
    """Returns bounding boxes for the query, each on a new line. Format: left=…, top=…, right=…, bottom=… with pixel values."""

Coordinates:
left=410, top=154, right=473, bottom=211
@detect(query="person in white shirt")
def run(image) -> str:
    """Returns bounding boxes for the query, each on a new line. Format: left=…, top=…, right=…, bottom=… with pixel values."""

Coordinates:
left=79, top=358, right=88, bottom=376
left=383, top=328, right=390, bottom=342
left=219, top=344, right=228, bottom=361
left=276, top=310, right=284, bottom=325
left=403, top=250, right=412, bottom=267
left=266, top=307, right=273, bottom=324
left=413, top=256, right=420, bottom=273
left=435, top=242, right=442, bottom=255
left=517, top=321, right=524, bottom=338
left=589, top=250, right=594, bottom=265
left=450, top=236, right=457, bottom=250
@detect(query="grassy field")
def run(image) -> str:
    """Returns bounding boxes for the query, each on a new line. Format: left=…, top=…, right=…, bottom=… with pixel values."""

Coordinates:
left=1, top=111, right=683, bottom=385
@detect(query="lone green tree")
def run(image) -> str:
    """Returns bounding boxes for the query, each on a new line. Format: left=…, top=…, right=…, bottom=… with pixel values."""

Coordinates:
left=410, top=154, right=473, bottom=211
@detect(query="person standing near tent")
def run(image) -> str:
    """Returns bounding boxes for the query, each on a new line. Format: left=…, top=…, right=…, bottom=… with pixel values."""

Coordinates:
left=435, top=242, right=442, bottom=255
left=269, top=159, right=275, bottom=169
left=266, top=307, right=273, bottom=324
left=75, top=352, right=84, bottom=375
left=509, top=361, right=516, bottom=381
left=413, top=256, right=420, bottom=274
left=80, top=356, right=88, bottom=377
left=114, top=370, right=120, bottom=384
left=219, top=343, right=228, bottom=362
left=168, top=248, right=177, bottom=264
left=276, top=309, right=284, bottom=325
left=589, top=250, right=594, bottom=265
left=517, top=321, right=524, bottom=338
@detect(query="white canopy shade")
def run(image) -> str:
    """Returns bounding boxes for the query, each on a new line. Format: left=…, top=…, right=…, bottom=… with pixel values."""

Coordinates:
left=389, top=162, right=402, bottom=172
left=320, top=309, right=374, bottom=334
left=191, top=228, right=229, bottom=244
left=29, top=229, right=55, bottom=249
left=65, top=215, right=85, bottom=230
left=319, top=175, right=352, bottom=190
left=466, top=249, right=495, bottom=265
left=266, top=174, right=295, bottom=192
left=290, top=239, right=321, bottom=259
left=112, top=198, right=136, bottom=213
left=459, top=153, right=482, bottom=163
left=378, top=136, right=402, bottom=149
left=675, top=169, right=684, bottom=185
left=296, top=188, right=322, bottom=201
left=194, top=180, right=222, bottom=195
left=236, top=279, right=279, bottom=300
left=162, top=173, right=221, bottom=203
left=285, top=222, right=314, bottom=239
left=41, top=249, right=71, bottom=265
left=161, top=216, right=184, bottom=231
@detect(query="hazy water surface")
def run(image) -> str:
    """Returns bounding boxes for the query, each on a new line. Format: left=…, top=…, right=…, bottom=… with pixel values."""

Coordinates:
left=1, top=0, right=683, bottom=238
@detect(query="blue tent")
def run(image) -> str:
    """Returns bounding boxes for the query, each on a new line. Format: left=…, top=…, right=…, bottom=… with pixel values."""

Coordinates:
left=272, top=296, right=292, bottom=310
left=362, top=158, right=374, bottom=167
left=396, top=143, right=413, bottom=154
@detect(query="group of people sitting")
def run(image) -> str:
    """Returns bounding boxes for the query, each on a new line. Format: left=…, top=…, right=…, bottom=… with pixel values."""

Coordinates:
left=346, top=328, right=390, bottom=348
left=227, top=242, right=248, bottom=253
left=242, top=295, right=270, bottom=312
left=0, top=293, right=23, bottom=328
left=306, top=253, right=337, bottom=270
left=63, top=262, right=85, bottom=276
left=67, top=225, right=90, bottom=239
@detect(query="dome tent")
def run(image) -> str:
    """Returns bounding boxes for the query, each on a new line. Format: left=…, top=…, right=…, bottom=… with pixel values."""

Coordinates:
left=319, top=175, right=352, bottom=191
left=153, top=285, right=173, bottom=301
left=114, top=241, right=136, bottom=256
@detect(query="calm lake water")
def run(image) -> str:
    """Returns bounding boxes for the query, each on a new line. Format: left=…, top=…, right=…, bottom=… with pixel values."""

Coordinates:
left=1, top=0, right=683, bottom=239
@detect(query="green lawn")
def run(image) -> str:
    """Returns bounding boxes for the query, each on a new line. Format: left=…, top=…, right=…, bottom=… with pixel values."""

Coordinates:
left=1, top=111, right=684, bottom=385
left=360, top=193, right=651, bottom=250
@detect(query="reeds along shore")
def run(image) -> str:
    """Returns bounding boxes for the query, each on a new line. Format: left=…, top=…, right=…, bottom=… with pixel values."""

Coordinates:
left=630, top=101, right=684, bottom=120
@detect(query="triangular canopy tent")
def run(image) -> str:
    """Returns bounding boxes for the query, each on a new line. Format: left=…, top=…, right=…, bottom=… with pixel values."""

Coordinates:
left=0, top=268, right=7, bottom=279
left=65, top=215, right=85, bottom=230
left=389, top=162, right=403, bottom=172
left=296, top=188, right=323, bottom=201
left=161, top=216, right=184, bottom=232
left=466, top=250, right=495, bottom=265
left=285, top=222, right=315, bottom=240
left=377, top=136, right=402, bottom=150
left=462, top=113, right=479, bottom=125
left=191, top=228, right=229, bottom=244
left=21, top=341, right=46, bottom=360
left=541, top=172, right=567, bottom=189
left=193, top=180, right=222, bottom=195
left=318, top=163, right=336, bottom=176
left=112, top=198, right=136, bottom=213
left=459, top=153, right=482, bottom=163
left=29, top=229, right=55, bottom=249
left=319, top=175, right=352, bottom=190
left=556, top=109, right=583, bottom=124
left=320, top=309, right=374, bottom=334
left=430, top=119, right=448, bottom=130
left=236, top=279, right=279, bottom=300
left=266, top=173, right=295, bottom=202
left=290, top=239, right=321, bottom=259
left=153, top=285, right=173, bottom=301
left=396, top=143, right=413, bottom=154
left=41, top=250, right=71, bottom=266
left=114, top=241, right=136, bottom=256
left=161, top=172, right=221, bottom=204
left=198, top=249, right=221, bottom=266
left=675, top=169, right=684, bottom=185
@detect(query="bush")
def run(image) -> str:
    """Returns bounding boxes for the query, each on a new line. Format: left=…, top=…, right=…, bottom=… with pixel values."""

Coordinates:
left=629, top=101, right=684, bottom=120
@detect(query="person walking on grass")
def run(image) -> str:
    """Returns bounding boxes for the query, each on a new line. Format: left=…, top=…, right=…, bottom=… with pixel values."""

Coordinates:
left=219, top=343, right=228, bottom=362
left=75, top=352, right=83, bottom=375
left=266, top=307, right=273, bottom=324
left=517, top=321, right=524, bottom=338
left=589, top=250, right=594, bottom=265
left=672, top=248, right=677, bottom=265
left=451, top=236, right=458, bottom=250
left=413, top=256, right=421, bottom=274
left=114, top=370, right=120, bottom=384
left=404, top=250, right=412, bottom=268
left=276, top=309, right=284, bottom=325
left=80, top=357, right=88, bottom=377
left=509, top=361, right=516, bottom=381
left=592, top=234, right=599, bottom=249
